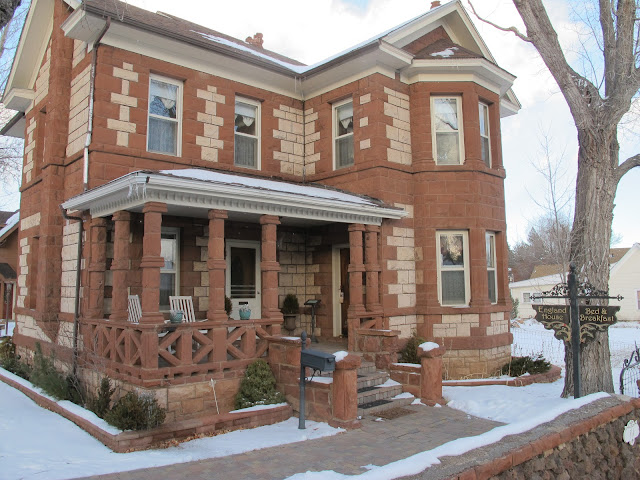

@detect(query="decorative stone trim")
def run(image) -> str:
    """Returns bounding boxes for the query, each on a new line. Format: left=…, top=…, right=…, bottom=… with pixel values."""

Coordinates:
left=23, top=117, right=37, bottom=182
left=33, top=41, right=51, bottom=109
left=67, top=64, right=92, bottom=156
left=196, top=85, right=225, bottom=162
left=60, top=220, right=81, bottom=314
left=386, top=223, right=416, bottom=309
left=274, top=104, right=304, bottom=175
left=107, top=62, right=138, bottom=147
left=303, top=107, right=320, bottom=175
left=72, top=39, right=86, bottom=68
left=383, top=86, right=411, bottom=165
left=433, top=313, right=480, bottom=338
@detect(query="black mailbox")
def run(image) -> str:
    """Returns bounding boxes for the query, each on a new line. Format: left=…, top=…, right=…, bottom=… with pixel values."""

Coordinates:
left=301, top=349, right=336, bottom=372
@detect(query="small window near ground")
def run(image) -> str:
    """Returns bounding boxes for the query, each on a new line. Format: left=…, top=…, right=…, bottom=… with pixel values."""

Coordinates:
left=147, top=75, right=182, bottom=156
left=432, top=96, right=464, bottom=165
left=486, top=232, right=497, bottom=304
left=333, top=99, right=354, bottom=169
left=479, top=102, right=491, bottom=167
left=437, top=231, right=469, bottom=306
left=234, top=98, right=260, bottom=169
left=160, top=228, right=179, bottom=310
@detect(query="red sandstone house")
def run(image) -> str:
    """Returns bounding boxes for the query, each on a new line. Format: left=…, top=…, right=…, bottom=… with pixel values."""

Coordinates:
left=3, top=0, right=518, bottom=422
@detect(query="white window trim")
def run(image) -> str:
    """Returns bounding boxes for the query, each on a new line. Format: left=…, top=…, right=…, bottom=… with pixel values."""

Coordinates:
left=479, top=102, right=491, bottom=168
left=160, top=227, right=180, bottom=311
left=436, top=230, right=470, bottom=306
left=486, top=232, right=498, bottom=304
left=234, top=96, right=261, bottom=170
left=147, top=74, right=182, bottom=156
left=332, top=98, right=354, bottom=170
left=523, top=292, right=531, bottom=303
left=636, top=290, right=640, bottom=310
left=431, top=96, right=465, bottom=166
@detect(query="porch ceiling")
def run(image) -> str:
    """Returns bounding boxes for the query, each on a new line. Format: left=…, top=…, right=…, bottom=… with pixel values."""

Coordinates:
left=61, top=169, right=406, bottom=226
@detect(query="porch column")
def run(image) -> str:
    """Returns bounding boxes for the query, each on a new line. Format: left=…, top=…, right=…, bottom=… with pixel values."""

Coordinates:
left=348, top=224, right=366, bottom=350
left=140, top=202, right=167, bottom=324
left=207, top=209, right=228, bottom=323
left=260, top=215, right=283, bottom=324
left=469, top=227, right=490, bottom=308
left=365, top=225, right=383, bottom=328
left=87, top=217, right=107, bottom=319
left=109, top=211, right=131, bottom=322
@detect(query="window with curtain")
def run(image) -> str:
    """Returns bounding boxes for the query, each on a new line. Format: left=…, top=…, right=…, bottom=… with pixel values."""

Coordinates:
left=486, top=232, right=497, bottom=303
left=234, top=99, right=260, bottom=169
left=334, top=100, right=354, bottom=169
left=479, top=102, right=491, bottom=167
left=437, top=231, right=469, bottom=306
left=147, top=76, right=181, bottom=155
left=432, top=97, right=463, bottom=165
left=160, top=228, right=179, bottom=310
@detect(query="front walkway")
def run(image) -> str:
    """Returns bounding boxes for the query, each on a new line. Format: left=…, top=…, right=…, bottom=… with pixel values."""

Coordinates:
left=74, top=404, right=500, bottom=480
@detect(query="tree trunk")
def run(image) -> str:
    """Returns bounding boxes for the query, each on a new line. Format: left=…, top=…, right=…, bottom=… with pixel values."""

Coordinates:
left=562, top=126, right=618, bottom=397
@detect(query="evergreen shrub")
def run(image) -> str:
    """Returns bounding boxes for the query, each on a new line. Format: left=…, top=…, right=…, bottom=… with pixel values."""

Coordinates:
left=399, top=332, right=426, bottom=364
left=501, top=355, right=551, bottom=377
left=105, top=391, right=166, bottom=430
left=88, top=377, right=116, bottom=419
left=234, top=359, right=285, bottom=410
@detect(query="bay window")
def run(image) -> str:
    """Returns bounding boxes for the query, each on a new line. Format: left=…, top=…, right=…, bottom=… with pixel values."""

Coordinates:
left=432, top=96, right=464, bottom=165
left=437, top=231, right=470, bottom=306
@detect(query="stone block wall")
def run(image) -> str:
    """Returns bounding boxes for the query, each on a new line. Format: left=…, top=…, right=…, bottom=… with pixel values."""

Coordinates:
left=60, top=220, right=83, bottom=314
left=442, top=344, right=511, bottom=380
left=383, top=86, right=411, bottom=165
left=195, top=86, right=225, bottom=163
left=66, top=63, right=91, bottom=156
left=106, top=62, right=139, bottom=148
left=273, top=105, right=304, bottom=175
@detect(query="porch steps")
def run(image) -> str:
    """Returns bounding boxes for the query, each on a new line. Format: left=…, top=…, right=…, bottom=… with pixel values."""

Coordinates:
left=356, top=361, right=413, bottom=418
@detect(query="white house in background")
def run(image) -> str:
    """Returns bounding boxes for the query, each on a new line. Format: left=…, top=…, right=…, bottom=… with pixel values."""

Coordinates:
left=510, top=243, right=640, bottom=322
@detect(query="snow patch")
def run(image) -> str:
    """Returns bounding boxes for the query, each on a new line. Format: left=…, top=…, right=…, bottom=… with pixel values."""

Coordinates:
left=430, top=47, right=458, bottom=57
left=419, top=342, right=440, bottom=352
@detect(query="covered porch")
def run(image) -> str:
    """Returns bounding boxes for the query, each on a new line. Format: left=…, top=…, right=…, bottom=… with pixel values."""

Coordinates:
left=61, top=169, right=405, bottom=387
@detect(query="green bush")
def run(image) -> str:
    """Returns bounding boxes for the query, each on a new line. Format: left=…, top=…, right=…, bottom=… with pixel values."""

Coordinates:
left=399, top=332, right=426, bottom=364
left=501, top=355, right=551, bottom=377
left=281, top=294, right=299, bottom=315
left=225, top=296, right=233, bottom=316
left=234, top=359, right=285, bottom=410
left=510, top=293, right=519, bottom=319
left=88, top=377, right=116, bottom=419
left=105, top=391, right=166, bottom=431
left=30, top=343, right=71, bottom=400
left=0, top=336, right=31, bottom=379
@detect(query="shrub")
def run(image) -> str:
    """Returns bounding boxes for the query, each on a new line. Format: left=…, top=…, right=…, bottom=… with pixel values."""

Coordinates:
left=510, top=293, right=519, bottom=319
left=501, top=355, right=551, bottom=377
left=225, top=296, right=233, bottom=316
left=88, top=377, right=116, bottom=419
left=399, top=332, right=426, bottom=364
left=234, top=359, right=285, bottom=410
left=0, top=336, right=31, bottom=379
left=105, top=391, right=166, bottom=431
left=30, top=343, right=70, bottom=400
left=281, top=294, right=299, bottom=315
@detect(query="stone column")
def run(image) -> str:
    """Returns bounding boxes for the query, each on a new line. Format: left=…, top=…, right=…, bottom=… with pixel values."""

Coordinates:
left=348, top=224, right=366, bottom=350
left=139, top=202, right=167, bottom=324
left=87, top=217, right=107, bottom=319
left=469, top=228, right=490, bottom=308
left=207, top=209, right=228, bottom=323
left=109, top=211, right=131, bottom=322
left=364, top=225, right=382, bottom=327
left=331, top=353, right=362, bottom=429
left=260, top=215, right=283, bottom=323
left=418, top=343, right=446, bottom=406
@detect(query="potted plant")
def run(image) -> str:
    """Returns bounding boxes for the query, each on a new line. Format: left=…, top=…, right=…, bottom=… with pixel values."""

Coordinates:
left=225, top=296, right=232, bottom=318
left=238, top=302, right=251, bottom=320
left=281, top=293, right=299, bottom=332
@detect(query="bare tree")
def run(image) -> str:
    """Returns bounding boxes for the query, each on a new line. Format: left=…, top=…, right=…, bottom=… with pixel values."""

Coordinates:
left=0, top=1, right=20, bottom=33
left=470, top=0, right=640, bottom=396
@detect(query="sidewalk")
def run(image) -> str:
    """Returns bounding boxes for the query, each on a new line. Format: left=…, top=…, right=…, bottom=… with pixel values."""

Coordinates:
left=73, top=404, right=501, bottom=480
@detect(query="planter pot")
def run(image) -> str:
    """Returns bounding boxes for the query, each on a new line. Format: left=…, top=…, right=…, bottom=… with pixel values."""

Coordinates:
left=239, top=309, right=251, bottom=320
left=283, top=314, right=297, bottom=332
left=169, top=311, right=183, bottom=324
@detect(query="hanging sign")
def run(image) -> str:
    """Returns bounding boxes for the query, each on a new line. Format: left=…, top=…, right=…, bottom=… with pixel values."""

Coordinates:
left=532, top=304, right=570, bottom=343
left=578, top=305, right=619, bottom=342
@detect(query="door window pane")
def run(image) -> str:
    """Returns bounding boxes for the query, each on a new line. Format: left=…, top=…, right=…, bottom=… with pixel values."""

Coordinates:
left=230, top=247, right=256, bottom=298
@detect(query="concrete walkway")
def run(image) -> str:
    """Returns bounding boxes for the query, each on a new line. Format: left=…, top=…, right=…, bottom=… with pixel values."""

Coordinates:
left=73, top=404, right=501, bottom=480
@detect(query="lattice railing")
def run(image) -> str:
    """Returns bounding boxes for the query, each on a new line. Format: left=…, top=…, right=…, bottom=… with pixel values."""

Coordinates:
left=82, top=318, right=281, bottom=385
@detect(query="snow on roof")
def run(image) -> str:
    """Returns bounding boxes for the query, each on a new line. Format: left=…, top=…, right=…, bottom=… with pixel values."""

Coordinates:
left=158, top=169, right=388, bottom=208
left=0, top=211, right=19, bottom=240
left=430, top=47, right=458, bottom=57
left=509, top=273, right=564, bottom=289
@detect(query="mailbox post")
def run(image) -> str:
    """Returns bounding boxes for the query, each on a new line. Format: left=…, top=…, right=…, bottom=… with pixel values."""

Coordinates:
left=298, top=330, right=335, bottom=429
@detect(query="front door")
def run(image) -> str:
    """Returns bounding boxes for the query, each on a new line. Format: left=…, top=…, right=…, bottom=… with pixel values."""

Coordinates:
left=226, top=240, right=261, bottom=319
left=332, top=246, right=350, bottom=337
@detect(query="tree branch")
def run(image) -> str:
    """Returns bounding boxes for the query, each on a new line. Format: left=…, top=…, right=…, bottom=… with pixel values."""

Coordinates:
left=467, top=1, right=532, bottom=42
left=615, top=153, right=640, bottom=182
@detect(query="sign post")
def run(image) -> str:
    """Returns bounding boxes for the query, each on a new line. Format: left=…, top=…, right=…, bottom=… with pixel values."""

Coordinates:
left=531, top=264, right=622, bottom=398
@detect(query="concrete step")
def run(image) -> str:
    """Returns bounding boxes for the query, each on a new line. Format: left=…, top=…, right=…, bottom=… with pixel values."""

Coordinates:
left=357, top=396, right=414, bottom=418
left=357, top=371, right=388, bottom=389
left=357, top=382, right=403, bottom=406
left=357, top=361, right=376, bottom=376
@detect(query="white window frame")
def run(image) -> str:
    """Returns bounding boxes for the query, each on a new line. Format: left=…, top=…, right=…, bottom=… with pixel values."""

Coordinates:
left=486, top=232, right=498, bottom=304
left=479, top=102, right=491, bottom=167
left=431, top=96, right=464, bottom=165
left=436, top=230, right=470, bottom=306
left=147, top=74, right=182, bottom=156
left=636, top=290, right=640, bottom=310
left=333, top=98, right=354, bottom=170
left=234, top=97, right=261, bottom=169
left=160, top=227, right=180, bottom=311
left=523, top=292, right=531, bottom=303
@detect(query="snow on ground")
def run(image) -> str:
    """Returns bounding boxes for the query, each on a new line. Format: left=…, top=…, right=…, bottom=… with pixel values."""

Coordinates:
left=1, top=320, right=639, bottom=480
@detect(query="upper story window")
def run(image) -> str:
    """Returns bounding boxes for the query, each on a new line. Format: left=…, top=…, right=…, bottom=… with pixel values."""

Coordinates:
left=432, top=96, right=464, bottom=165
left=234, top=98, right=260, bottom=169
left=160, top=228, right=180, bottom=311
left=479, top=102, right=491, bottom=167
left=333, top=99, right=354, bottom=169
left=437, top=231, right=470, bottom=306
left=147, top=75, right=182, bottom=156
left=486, top=232, right=497, bottom=304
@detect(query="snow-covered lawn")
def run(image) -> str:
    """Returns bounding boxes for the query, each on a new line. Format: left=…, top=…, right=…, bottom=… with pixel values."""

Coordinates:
left=1, top=319, right=639, bottom=480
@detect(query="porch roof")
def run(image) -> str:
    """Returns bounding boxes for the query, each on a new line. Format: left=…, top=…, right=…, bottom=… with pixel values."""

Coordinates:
left=61, top=169, right=406, bottom=226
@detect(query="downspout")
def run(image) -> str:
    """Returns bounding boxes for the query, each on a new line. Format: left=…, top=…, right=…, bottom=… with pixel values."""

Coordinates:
left=67, top=17, right=111, bottom=377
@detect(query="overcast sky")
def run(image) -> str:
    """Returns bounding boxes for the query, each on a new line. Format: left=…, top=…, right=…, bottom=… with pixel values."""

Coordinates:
left=26, top=0, right=640, bottom=246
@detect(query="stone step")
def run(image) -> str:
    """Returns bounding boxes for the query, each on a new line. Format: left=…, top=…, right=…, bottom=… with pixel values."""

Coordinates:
left=357, top=371, right=388, bottom=389
left=357, top=396, right=414, bottom=418
left=357, top=382, right=403, bottom=406
left=357, top=361, right=376, bottom=376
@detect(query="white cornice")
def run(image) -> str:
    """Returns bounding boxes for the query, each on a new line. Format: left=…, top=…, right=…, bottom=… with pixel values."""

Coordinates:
left=61, top=172, right=405, bottom=225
